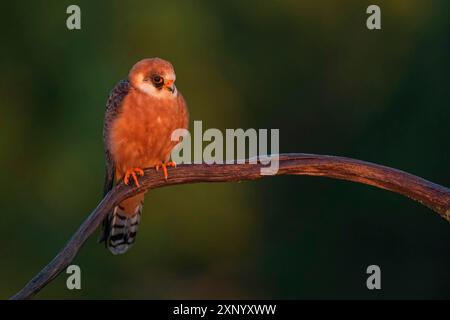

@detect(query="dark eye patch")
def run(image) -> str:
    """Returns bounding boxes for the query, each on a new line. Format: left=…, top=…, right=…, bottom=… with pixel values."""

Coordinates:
left=151, top=74, right=164, bottom=88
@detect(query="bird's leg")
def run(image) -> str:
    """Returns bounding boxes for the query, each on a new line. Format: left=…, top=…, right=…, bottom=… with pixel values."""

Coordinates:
left=123, top=168, right=144, bottom=187
left=155, top=161, right=177, bottom=180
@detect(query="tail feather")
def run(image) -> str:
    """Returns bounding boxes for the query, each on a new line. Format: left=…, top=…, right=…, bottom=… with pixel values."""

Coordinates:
left=99, top=201, right=143, bottom=255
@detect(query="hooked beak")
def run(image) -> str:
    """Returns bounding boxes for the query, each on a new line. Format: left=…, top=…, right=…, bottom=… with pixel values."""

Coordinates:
left=164, top=80, right=175, bottom=93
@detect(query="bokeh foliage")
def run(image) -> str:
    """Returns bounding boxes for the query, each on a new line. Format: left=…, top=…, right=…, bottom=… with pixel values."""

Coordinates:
left=0, top=0, right=449, bottom=299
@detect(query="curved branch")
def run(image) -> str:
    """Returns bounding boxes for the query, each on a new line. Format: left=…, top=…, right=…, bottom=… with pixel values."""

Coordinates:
left=10, top=153, right=450, bottom=300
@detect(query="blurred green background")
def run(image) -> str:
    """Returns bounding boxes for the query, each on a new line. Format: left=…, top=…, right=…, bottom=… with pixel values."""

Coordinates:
left=0, top=0, right=449, bottom=299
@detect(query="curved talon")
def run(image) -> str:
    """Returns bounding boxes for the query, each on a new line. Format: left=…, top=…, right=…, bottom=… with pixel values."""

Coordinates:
left=123, top=167, right=144, bottom=187
left=154, top=161, right=177, bottom=180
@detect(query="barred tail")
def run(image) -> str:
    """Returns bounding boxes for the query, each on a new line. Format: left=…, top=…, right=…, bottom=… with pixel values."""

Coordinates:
left=99, top=200, right=143, bottom=255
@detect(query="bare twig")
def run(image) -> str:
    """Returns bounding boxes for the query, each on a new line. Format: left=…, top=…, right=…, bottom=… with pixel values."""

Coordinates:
left=10, top=153, right=450, bottom=299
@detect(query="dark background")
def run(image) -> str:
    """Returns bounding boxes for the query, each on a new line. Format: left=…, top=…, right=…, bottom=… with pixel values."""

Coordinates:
left=0, top=0, right=449, bottom=299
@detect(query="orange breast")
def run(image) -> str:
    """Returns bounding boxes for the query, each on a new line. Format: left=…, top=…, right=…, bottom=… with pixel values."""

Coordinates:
left=109, top=89, right=187, bottom=179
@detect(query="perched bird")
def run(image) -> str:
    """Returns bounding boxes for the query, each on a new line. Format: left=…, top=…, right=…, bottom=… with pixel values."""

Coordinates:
left=100, top=58, right=189, bottom=254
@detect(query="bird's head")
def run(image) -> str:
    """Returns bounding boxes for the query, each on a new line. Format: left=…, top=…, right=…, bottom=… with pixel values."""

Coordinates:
left=128, top=58, right=178, bottom=99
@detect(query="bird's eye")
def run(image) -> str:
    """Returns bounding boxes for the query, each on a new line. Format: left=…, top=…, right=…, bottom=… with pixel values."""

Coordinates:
left=152, top=75, right=164, bottom=87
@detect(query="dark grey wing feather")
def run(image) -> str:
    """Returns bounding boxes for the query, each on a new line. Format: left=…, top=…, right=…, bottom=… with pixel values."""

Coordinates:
left=99, top=79, right=130, bottom=244
left=103, top=79, right=130, bottom=196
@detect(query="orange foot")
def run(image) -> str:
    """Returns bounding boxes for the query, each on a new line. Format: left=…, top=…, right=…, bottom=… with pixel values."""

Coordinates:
left=155, top=161, right=176, bottom=180
left=123, top=168, right=144, bottom=187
